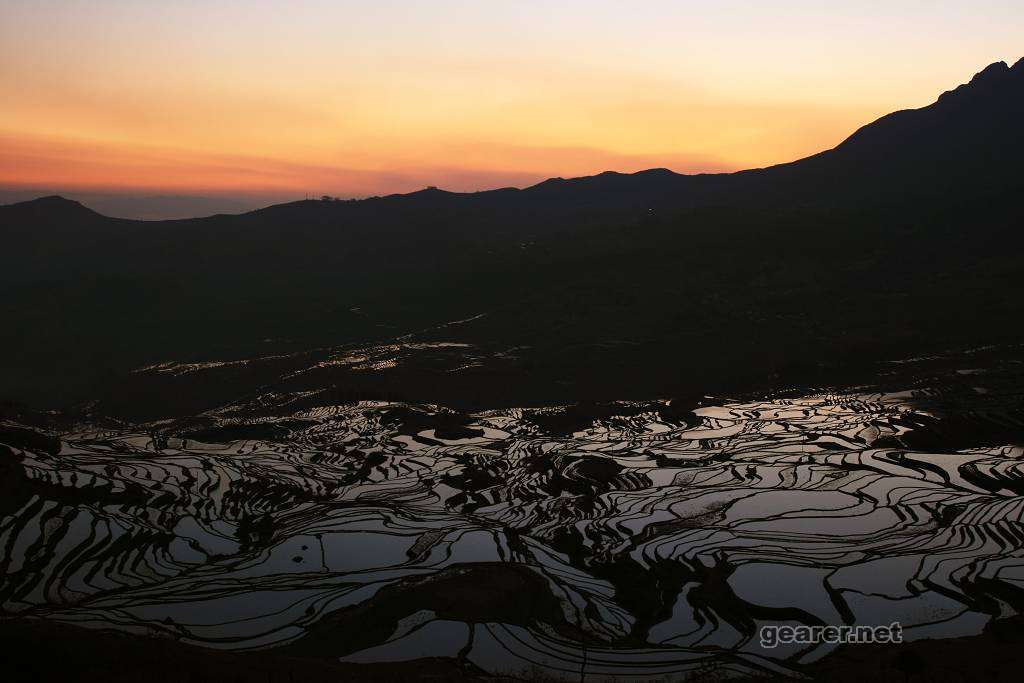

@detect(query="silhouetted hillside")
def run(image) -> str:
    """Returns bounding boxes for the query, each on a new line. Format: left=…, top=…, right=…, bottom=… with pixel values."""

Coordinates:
left=2, top=58, right=1023, bottom=416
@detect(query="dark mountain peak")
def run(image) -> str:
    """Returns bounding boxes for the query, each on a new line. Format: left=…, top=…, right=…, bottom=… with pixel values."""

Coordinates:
left=17, top=195, right=83, bottom=208
left=388, top=186, right=461, bottom=207
left=635, top=167, right=677, bottom=177
left=1, top=195, right=100, bottom=220
left=936, top=60, right=1018, bottom=104
left=970, top=60, right=1009, bottom=83
left=529, top=176, right=568, bottom=191
left=527, top=167, right=679, bottom=194
left=405, top=186, right=454, bottom=198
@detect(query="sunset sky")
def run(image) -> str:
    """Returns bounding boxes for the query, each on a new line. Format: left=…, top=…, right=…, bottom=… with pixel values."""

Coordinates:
left=2, top=1, right=1022, bottom=217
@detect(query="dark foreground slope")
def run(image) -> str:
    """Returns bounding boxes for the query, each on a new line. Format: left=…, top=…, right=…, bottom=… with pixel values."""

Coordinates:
left=2, top=58, right=1023, bottom=416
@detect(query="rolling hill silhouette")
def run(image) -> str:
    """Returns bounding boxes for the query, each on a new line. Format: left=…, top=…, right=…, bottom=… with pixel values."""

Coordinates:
left=2, top=58, right=1023, bottom=417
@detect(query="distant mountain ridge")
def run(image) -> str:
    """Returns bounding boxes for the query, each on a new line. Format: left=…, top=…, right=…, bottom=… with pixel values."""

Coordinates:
left=2, top=58, right=1023, bottom=415
left=4, top=57, right=1023, bottom=221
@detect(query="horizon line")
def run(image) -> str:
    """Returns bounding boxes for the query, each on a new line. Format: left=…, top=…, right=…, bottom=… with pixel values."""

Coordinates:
left=4, top=56, right=1020, bottom=222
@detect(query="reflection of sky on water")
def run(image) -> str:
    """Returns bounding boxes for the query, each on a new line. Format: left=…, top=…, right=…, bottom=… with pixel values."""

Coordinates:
left=3, top=388, right=1024, bottom=679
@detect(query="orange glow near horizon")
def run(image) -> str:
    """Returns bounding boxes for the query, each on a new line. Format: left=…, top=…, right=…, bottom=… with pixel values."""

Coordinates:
left=2, top=1, right=1022, bottom=207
